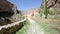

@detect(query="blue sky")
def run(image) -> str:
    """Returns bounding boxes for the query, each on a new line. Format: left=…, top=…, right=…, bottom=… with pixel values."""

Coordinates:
left=8, top=0, right=42, bottom=10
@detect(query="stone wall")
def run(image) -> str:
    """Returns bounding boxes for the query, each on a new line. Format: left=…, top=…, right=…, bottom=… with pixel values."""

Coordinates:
left=0, top=19, right=26, bottom=34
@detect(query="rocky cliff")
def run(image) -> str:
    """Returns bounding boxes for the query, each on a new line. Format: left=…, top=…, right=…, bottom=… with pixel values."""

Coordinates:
left=41, top=0, right=60, bottom=9
left=26, top=8, right=40, bottom=17
left=0, top=0, right=16, bottom=17
left=0, top=0, right=21, bottom=26
left=0, top=0, right=12, bottom=12
left=26, top=0, right=60, bottom=17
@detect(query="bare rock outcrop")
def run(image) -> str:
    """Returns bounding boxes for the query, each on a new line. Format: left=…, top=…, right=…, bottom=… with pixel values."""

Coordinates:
left=41, top=0, right=58, bottom=8
left=26, top=8, right=39, bottom=17
left=0, top=0, right=21, bottom=26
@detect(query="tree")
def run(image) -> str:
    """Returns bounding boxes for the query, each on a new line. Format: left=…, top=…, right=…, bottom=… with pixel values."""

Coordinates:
left=44, top=0, right=49, bottom=19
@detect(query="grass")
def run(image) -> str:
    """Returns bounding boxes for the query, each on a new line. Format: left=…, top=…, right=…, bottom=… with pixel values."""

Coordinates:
left=31, top=16, right=60, bottom=34
left=37, top=21, right=55, bottom=34
left=15, top=19, right=30, bottom=34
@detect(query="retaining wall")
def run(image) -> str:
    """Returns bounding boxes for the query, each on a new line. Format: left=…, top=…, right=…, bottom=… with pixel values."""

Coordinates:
left=0, top=19, right=26, bottom=34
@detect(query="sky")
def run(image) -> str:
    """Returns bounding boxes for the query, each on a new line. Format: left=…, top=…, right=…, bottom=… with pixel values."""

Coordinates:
left=8, top=0, right=42, bottom=10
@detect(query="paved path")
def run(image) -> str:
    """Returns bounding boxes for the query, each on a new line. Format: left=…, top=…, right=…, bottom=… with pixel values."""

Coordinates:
left=27, top=17, right=44, bottom=34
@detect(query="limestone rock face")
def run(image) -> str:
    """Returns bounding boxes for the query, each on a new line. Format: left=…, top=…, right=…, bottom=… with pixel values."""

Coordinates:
left=56, top=0, right=60, bottom=8
left=26, top=8, right=39, bottom=17
left=0, top=0, right=12, bottom=12
left=41, top=0, right=60, bottom=17
left=0, top=0, right=20, bottom=17
left=0, top=0, right=17, bottom=14
left=41, top=0, right=58, bottom=8
left=0, top=0, right=21, bottom=26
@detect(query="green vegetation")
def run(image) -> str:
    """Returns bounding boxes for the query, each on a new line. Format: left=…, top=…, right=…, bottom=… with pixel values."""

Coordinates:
left=38, top=9, right=43, bottom=17
left=37, top=21, right=55, bottom=34
left=31, top=17, right=60, bottom=34
left=44, top=0, right=49, bottom=18
left=49, top=11, right=55, bottom=15
left=16, top=19, right=30, bottom=34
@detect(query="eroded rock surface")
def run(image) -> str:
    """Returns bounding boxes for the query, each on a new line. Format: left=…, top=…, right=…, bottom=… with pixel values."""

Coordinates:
left=0, top=0, right=21, bottom=26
